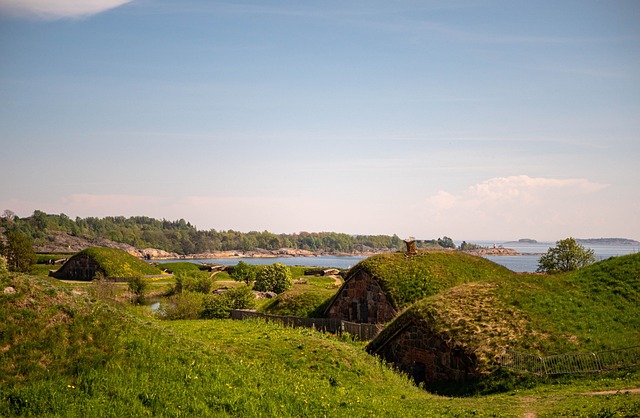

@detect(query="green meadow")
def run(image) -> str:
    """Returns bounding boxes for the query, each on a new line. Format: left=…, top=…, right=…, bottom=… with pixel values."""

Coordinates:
left=1, top=254, right=639, bottom=417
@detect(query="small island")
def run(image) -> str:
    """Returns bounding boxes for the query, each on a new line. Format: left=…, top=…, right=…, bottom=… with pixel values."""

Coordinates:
left=576, top=238, right=640, bottom=246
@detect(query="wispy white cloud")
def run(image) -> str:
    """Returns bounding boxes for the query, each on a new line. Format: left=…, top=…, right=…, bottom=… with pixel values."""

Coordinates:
left=0, top=0, right=133, bottom=20
left=417, top=175, right=612, bottom=240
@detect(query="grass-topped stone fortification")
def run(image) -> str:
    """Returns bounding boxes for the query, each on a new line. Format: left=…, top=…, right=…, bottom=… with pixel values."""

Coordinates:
left=324, top=250, right=515, bottom=323
left=366, top=253, right=640, bottom=391
left=51, top=247, right=162, bottom=281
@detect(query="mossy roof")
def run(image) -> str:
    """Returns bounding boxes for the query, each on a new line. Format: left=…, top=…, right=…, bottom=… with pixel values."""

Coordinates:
left=368, top=253, right=640, bottom=368
left=74, top=247, right=161, bottom=278
left=366, top=282, right=529, bottom=371
left=345, top=250, right=515, bottom=310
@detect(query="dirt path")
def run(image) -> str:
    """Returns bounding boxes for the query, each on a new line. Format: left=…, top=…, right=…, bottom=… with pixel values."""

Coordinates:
left=520, top=388, right=640, bottom=417
left=582, top=388, right=640, bottom=395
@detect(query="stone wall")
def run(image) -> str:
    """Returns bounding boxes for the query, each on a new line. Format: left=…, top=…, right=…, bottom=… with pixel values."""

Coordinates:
left=325, top=271, right=397, bottom=324
left=375, top=322, right=478, bottom=384
left=51, top=254, right=101, bottom=281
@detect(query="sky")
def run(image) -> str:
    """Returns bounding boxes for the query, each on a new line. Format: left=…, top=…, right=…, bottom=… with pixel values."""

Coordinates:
left=1, top=0, right=639, bottom=241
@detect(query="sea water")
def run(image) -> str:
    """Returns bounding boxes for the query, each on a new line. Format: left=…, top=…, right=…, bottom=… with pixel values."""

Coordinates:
left=476, top=241, right=639, bottom=272
left=158, top=243, right=639, bottom=273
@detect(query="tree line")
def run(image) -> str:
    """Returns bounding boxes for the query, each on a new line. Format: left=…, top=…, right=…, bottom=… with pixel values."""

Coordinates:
left=1, top=210, right=455, bottom=255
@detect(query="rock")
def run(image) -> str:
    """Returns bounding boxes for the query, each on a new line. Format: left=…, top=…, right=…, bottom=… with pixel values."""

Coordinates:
left=3, top=286, right=16, bottom=294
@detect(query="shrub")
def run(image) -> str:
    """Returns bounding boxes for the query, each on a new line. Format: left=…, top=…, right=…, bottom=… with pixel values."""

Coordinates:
left=158, top=292, right=205, bottom=320
left=128, top=276, right=148, bottom=304
left=201, top=285, right=256, bottom=319
left=230, top=260, right=257, bottom=284
left=174, top=271, right=213, bottom=294
left=0, top=255, right=7, bottom=273
left=253, top=263, right=292, bottom=294
left=90, top=271, right=117, bottom=300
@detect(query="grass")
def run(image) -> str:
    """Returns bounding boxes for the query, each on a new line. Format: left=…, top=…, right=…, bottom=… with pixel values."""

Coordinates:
left=352, top=250, right=515, bottom=309
left=51, top=247, right=162, bottom=280
left=260, top=269, right=341, bottom=316
left=2, top=254, right=639, bottom=416
left=367, top=253, right=640, bottom=397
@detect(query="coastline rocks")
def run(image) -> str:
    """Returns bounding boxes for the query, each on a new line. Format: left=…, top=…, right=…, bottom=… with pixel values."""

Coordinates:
left=462, top=247, right=519, bottom=256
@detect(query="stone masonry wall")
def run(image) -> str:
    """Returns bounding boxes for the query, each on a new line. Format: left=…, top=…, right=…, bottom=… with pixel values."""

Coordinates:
left=326, top=271, right=397, bottom=324
left=376, top=322, right=478, bottom=384
left=52, top=254, right=102, bottom=281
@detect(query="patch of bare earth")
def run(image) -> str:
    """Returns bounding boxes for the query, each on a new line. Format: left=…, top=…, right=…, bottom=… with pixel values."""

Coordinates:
left=583, top=388, right=640, bottom=395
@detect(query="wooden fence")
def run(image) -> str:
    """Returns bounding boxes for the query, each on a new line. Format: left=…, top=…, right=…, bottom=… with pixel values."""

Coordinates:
left=231, top=309, right=383, bottom=341
left=500, top=345, right=640, bottom=375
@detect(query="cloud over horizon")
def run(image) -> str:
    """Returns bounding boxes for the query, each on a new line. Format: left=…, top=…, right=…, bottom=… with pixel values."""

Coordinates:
left=1, top=175, right=625, bottom=242
left=419, top=175, right=612, bottom=239
left=0, top=0, right=132, bottom=19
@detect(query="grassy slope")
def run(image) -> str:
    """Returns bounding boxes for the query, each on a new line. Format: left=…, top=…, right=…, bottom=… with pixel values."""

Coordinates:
left=352, top=250, right=515, bottom=310
left=497, top=252, right=640, bottom=353
left=261, top=275, right=339, bottom=317
left=77, top=247, right=161, bottom=278
left=1, top=260, right=639, bottom=417
left=370, top=253, right=640, bottom=383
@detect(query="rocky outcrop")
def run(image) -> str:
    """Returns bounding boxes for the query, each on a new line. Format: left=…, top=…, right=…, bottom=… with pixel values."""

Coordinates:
left=34, top=231, right=179, bottom=259
left=462, top=247, right=518, bottom=256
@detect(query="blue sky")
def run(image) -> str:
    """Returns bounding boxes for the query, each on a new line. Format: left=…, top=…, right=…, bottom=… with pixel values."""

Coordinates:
left=1, top=0, right=639, bottom=241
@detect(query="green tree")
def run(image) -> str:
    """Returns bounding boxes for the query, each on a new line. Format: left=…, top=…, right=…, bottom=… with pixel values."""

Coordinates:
left=2, top=230, right=36, bottom=272
left=253, top=263, right=292, bottom=294
left=437, top=236, right=456, bottom=249
left=536, top=237, right=596, bottom=274
left=230, top=261, right=257, bottom=285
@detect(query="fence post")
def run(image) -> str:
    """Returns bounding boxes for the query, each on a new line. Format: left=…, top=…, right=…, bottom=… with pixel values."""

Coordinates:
left=592, top=352, right=601, bottom=372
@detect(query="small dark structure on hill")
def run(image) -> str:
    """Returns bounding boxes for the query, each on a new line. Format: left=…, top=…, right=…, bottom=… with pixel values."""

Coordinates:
left=50, top=247, right=161, bottom=281
left=50, top=252, right=102, bottom=281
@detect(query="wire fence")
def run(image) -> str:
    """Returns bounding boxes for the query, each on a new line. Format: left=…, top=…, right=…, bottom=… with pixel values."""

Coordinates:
left=231, top=309, right=383, bottom=341
left=500, top=345, right=640, bottom=375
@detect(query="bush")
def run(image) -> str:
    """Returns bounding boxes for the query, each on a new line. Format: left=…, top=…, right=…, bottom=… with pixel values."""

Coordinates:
left=0, top=255, right=7, bottom=273
left=201, top=285, right=256, bottom=319
left=128, top=276, right=148, bottom=304
left=253, top=263, right=292, bottom=294
left=90, top=271, right=117, bottom=300
left=158, top=292, right=205, bottom=320
left=230, top=261, right=257, bottom=284
left=174, top=271, right=213, bottom=294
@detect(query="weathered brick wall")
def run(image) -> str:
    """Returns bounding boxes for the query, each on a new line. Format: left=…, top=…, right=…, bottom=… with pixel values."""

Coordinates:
left=325, top=271, right=397, bottom=324
left=376, top=322, right=478, bottom=383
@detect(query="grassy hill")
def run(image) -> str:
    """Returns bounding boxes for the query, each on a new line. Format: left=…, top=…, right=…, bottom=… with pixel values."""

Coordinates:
left=367, top=253, right=640, bottom=392
left=52, top=247, right=162, bottom=280
left=348, top=250, right=515, bottom=310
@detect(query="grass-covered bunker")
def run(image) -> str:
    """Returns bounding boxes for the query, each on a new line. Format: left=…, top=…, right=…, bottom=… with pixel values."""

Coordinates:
left=324, top=251, right=514, bottom=324
left=367, top=253, right=640, bottom=386
left=50, top=247, right=161, bottom=281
